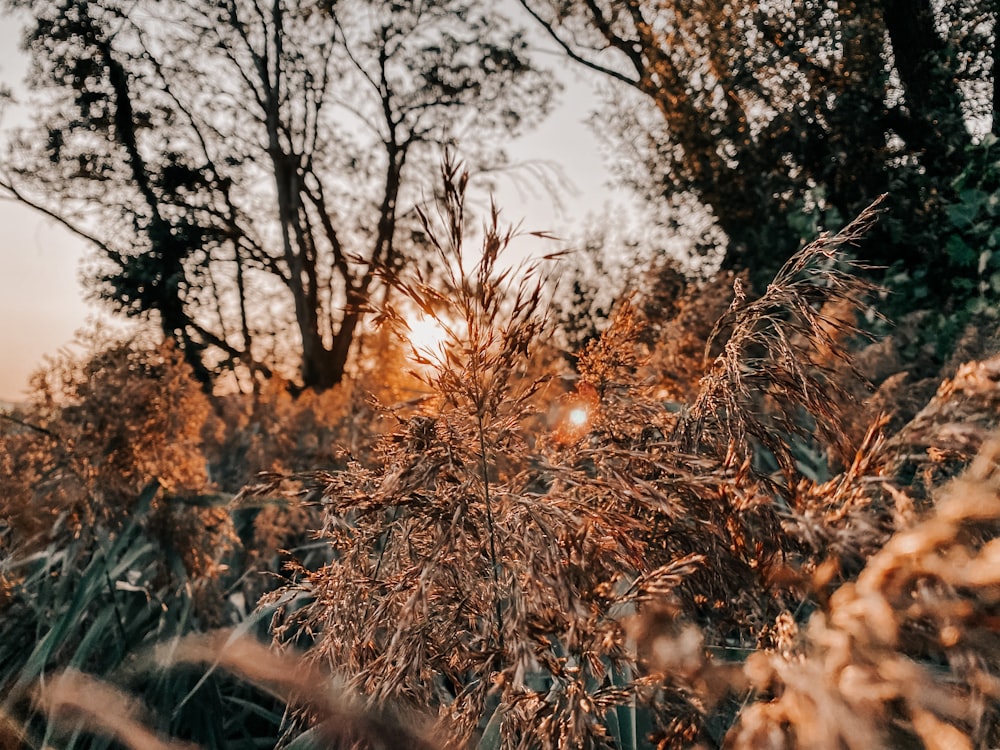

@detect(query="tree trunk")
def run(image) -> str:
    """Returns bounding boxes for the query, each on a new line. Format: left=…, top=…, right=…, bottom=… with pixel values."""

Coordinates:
left=882, top=0, right=972, bottom=174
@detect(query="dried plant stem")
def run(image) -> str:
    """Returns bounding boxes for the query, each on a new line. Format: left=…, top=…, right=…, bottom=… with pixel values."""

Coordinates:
left=477, top=412, right=505, bottom=654
left=35, top=671, right=199, bottom=750
left=363, top=506, right=402, bottom=626
left=372, top=505, right=402, bottom=583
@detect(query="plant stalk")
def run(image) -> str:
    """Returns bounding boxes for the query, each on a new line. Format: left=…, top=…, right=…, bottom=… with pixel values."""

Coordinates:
left=477, top=413, right=505, bottom=654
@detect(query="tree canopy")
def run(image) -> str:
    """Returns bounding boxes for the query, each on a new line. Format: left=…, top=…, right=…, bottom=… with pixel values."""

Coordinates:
left=519, top=0, right=997, bottom=292
left=4, top=0, right=999, bottom=391
left=1, top=0, right=552, bottom=391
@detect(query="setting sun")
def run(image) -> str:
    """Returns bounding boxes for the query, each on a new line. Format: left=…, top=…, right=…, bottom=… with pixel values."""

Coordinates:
left=552, top=382, right=600, bottom=445
left=405, top=314, right=449, bottom=360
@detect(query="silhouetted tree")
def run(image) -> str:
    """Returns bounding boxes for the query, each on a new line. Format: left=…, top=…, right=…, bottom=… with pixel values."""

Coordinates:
left=518, top=0, right=994, bottom=290
left=1, top=0, right=552, bottom=390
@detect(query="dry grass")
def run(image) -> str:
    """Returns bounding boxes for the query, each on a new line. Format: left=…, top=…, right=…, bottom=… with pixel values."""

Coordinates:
left=674, top=196, right=885, bottom=479
left=29, top=632, right=446, bottom=750
left=6, top=170, right=1000, bottom=749
left=240, top=177, right=960, bottom=748
left=631, top=437, right=1000, bottom=749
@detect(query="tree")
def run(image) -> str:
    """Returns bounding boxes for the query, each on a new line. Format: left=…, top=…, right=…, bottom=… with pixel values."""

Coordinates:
left=517, top=0, right=995, bottom=289
left=1, top=0, right=553, bottom=391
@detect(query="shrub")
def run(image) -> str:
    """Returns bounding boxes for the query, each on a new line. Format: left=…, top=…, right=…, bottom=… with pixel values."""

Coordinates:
left=0, top=332, right=227, bottom=568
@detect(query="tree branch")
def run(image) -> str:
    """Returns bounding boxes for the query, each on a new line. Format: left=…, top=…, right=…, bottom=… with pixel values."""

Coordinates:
left=0, top=411, right=58, bottom=439
left=0, top=176, right=117, bottom=261
left=516, top=1, right=640, bottom=88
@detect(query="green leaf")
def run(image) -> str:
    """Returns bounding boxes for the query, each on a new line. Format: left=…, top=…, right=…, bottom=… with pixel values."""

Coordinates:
left=959, top=188, right=990, bottom=207
left=947, top=201, right=979, bottom=230
left=947, top=235, right=978, bottom=268
left=478, top=702, right=504, bottom=750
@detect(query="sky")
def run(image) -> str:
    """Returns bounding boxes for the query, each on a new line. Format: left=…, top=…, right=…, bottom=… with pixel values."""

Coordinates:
left=0, top=13, right=103, bottom=403
left=0, top=10, right=624, bottom=402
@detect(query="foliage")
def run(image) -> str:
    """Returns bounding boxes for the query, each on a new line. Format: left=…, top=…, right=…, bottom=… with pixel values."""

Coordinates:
left=4, top=167, right=1000, bottom=749
left=219, top=169, right=926, bottom=749
left=0, top=333, right=222, bottom=553
left=517, top=0, right=992, bottom=296
left=4, top=1, right=1000, bottom=746
left=0, top=482, right=287, bottom=750
left=873, top=133, right=1000, bottom=371
left=1, top=0, right=553, bottom=390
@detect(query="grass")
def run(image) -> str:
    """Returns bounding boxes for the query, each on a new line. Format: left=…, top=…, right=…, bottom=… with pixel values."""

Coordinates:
left=3, top=168, right=1000, bottom=748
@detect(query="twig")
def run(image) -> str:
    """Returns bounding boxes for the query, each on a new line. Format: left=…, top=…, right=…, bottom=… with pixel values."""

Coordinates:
left=0, top=412, right=58, bottom=439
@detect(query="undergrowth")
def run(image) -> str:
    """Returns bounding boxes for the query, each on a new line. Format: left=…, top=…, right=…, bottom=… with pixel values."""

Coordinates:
left=3, top=165, right=1000, bottom=748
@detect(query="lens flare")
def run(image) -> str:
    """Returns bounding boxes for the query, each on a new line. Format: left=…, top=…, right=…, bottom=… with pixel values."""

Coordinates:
left=553, top=382, right=600, bottom=445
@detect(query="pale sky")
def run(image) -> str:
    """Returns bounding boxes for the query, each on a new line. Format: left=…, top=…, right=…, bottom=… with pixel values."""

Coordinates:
left=0, top=11, right=623, bottom=402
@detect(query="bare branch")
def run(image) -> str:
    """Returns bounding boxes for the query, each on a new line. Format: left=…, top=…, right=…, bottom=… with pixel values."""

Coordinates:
left=0, top=177, right=117, bottom=260
left=516, top=0, right=640, bottom=88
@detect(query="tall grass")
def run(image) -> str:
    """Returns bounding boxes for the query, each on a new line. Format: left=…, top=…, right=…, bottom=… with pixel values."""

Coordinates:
left=5, top=166, right=1000, bottom=749
left=0, top=482, right=285, bottom=750
left=246, top=172, right=953, bottom=747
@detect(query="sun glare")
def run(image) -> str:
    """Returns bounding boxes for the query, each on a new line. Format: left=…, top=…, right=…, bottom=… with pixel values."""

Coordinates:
left=406, top=314, right=448, bottom=359
left=552, top=383, right=599, bottom=445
